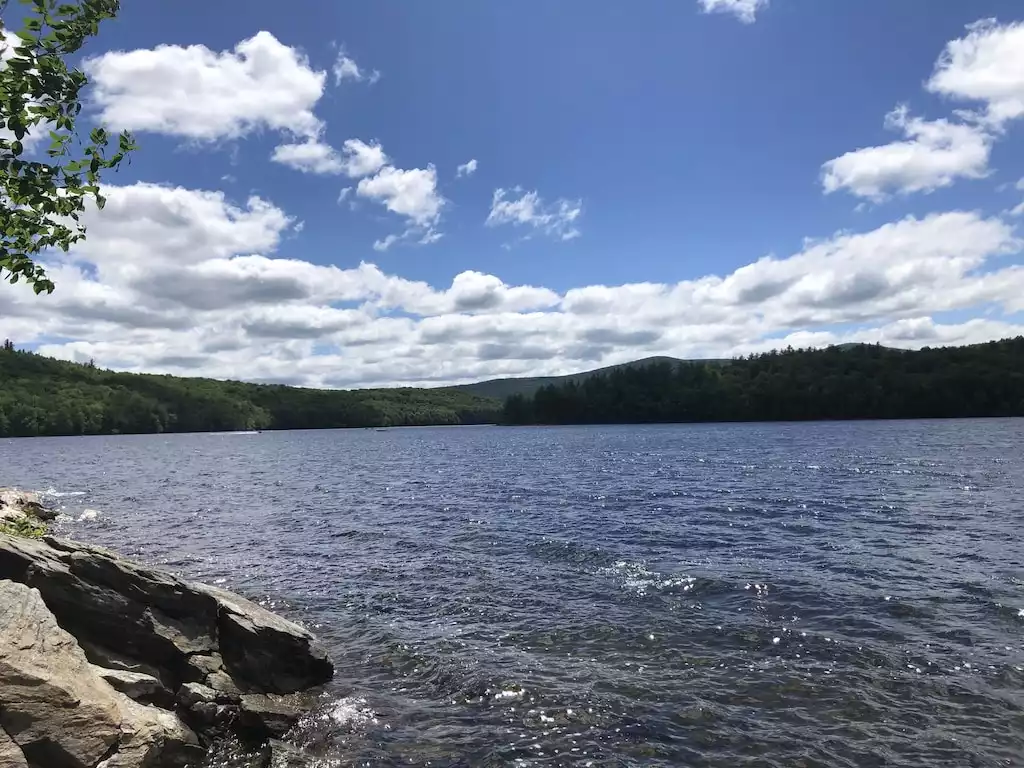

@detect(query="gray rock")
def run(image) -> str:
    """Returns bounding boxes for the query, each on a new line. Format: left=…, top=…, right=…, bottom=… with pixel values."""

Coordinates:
left=199, top=584, right=334, bottom=694
left=80, top=641, right=167, bottom=682
left=90, top=664, right=173, bottom=708
left=207, top=670, right=245, bottom=697
left=0, top=488, right=55, bottom=525
left=96, top=695, right=202, bottom=768
left=238, top=693, right=319, bottom=739
left=177, top=682, right=218, bottom=708
left=0, top=579, right=122, bottom=767
left=185, top=652, right=223, bottom=677
left=0, top=727, right=28, bottom=768
left=0, top=532, right=334, bottom=753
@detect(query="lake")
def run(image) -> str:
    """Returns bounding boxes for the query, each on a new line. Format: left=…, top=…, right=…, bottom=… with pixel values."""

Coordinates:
left=2, top=420, right=1023, bottom=767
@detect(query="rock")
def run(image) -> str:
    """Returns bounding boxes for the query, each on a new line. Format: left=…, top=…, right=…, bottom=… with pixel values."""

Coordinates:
left=207, top=670, right=245, bottom=697
left=238, top=693, right=319, bottom=740
left=177, top=682, right=218, bottom=708
left=0, top=727, right=28, bottom=768
left=96, top=695, right=201, bottom=768
left=0, top=534, right=332, bottom=691
left=0, top=579, right=122, bottom=768
left=80, top=641, right=167, bottom=682
left=0, top=489, right=55, bottom=524
left=0, top=532, right=334, bottom=756
left=90, top=665, right=174, bottom=708
left=199, top=584, right=334, bottom=694
left=185, top=652, right=223, bottom=678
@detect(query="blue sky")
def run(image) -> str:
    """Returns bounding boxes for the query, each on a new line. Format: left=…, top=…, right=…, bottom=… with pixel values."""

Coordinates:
left=3, top=0, right=1024, bottom=387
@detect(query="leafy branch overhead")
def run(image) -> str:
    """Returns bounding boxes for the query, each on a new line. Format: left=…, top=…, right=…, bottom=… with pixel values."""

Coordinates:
left=0, top=0, right=136, bottom=293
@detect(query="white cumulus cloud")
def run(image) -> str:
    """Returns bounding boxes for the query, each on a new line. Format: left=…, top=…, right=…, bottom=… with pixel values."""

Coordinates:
left=821, top=106, right=992, bottom=200
left=358, top=165, right=445, bottom=227
left=927, top=19, right=1024, bottom=128
left=2, top=181, right=1022, bottom=389
left=83, top=31, right=327, bottom=141
left=271, top=137, right=388, bottom=177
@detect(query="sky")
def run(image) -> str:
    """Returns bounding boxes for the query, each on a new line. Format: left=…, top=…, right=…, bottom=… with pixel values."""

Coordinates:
left=2, top=0, right=1024, bottom=388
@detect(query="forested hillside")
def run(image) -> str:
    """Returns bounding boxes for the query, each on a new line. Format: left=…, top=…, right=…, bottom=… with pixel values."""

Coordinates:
left=447, top=356, right=697, bottom=399
left=0, top=343, right=501, bottom=437
left=503, top=338, right=1024, bottom=425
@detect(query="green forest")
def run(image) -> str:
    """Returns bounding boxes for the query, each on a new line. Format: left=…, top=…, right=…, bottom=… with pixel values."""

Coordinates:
left=503, top=338, right=1024, bottom=425
left=0, top=343, right=501, bottom=437
left=3, top=338, right=1023, bottom=437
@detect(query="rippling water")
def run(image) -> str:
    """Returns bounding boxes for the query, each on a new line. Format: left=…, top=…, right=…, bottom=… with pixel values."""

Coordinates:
left=2, top=420, right=1024, bottom=767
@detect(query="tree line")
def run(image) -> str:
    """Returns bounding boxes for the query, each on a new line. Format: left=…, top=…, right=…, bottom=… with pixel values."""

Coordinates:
left=502, top=338, right=1024, bottom=425
left=0, top=344, right=501, bottom=437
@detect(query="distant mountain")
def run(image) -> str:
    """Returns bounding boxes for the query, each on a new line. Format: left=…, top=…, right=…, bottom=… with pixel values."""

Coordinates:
left=445, top=356, right=708, bottom=400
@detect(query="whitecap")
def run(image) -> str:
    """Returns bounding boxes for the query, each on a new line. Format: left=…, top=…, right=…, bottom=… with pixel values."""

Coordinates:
left=43, top=488, right=86, bottom=498
left=598, top=560, right=695, bottom=597
left=77, top=509, right=101, bottom=523
left=326, top=696, right=379, bottom=728
left=494, top=688, right=525, bottom=701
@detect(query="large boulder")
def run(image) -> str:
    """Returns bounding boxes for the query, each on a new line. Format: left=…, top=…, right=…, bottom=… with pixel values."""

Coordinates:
left=197, top=584, right=333, bottom=695
left=0, top=532, right=334, bottom=758
left=0, top=579, right=122, bottom=767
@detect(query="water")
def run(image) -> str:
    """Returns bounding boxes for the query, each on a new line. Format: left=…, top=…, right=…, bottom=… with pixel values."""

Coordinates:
left=2, top=420, right=1024, bottom=767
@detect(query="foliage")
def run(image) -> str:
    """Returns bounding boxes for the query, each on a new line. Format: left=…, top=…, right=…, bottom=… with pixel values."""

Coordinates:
left=0, top=514, right=46, bottom=537
left=450, top=356, right=706, bottom=400
left=0, top=344, right=503, bottom=436
left=0, top=0, right=137, bottom=293
left=503, top=338, right=1024, bottom=425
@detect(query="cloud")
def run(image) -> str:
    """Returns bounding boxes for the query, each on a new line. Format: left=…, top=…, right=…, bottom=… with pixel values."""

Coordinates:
left=271, top=139, right=345, bottom=174
left=332, top=49, right=380, bottom=86
left=337, top=188, right=352, bottom=205
left=698, top=0, right=767, bottom=24
left=821, top=106, right=991, bottom=200
left=456, top=159, right=478, bottom=178
left=358, top=164, right=445, bottom=227
left=2, top=178, right=1022, bottom=388
left=927, top=19, right=1024, bottom=128
left=271, top=137, right=388, bottom=177
left=339, top=139, right=388, bottom=177
left=372, top=226, right=444, bottom=252
left=83, top=31, right=326, bottom=141
left=373, top=233, right=402, bottom=252
left=486, top=188, right=582, bottom=241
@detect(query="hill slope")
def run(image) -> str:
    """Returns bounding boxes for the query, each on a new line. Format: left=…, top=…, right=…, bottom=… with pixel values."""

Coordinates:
left=0, top=347, right=501, bottom=437
left=446, top=356, right=704, bottom=399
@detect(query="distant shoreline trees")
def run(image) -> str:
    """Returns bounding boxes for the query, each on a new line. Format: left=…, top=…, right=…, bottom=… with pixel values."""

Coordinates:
left=2, top=338, right=1022, bottom=438
left=502, top=338, right=1024, bottom=425
left=0, top=343, right=502, bottom=436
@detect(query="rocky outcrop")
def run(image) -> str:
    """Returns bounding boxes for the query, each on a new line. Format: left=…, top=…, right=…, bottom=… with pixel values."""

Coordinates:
left=0, top=532, right=334, bottom=768
left=0, top=490, right=55, bottom=534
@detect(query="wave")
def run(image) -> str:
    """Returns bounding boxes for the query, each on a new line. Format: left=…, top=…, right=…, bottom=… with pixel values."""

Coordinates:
left=42, top=487, right=86, bottom=498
